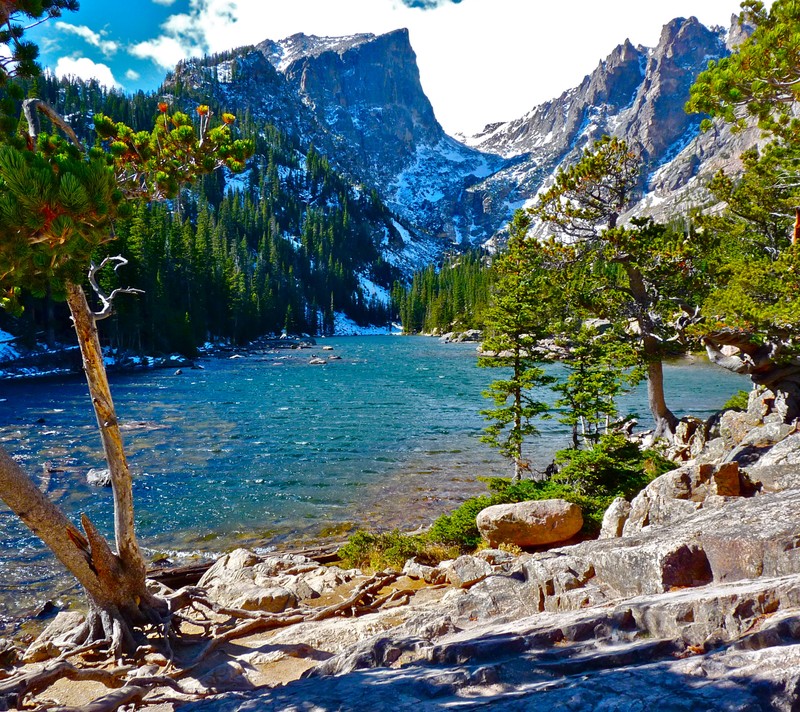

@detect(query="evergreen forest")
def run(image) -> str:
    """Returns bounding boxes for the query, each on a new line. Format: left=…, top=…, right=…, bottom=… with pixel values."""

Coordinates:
left=1, top=73, right=400, bottom=354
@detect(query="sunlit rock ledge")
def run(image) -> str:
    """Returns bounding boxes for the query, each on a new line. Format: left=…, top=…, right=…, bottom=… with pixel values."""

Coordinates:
left=170, top=389, right=800, bottom=711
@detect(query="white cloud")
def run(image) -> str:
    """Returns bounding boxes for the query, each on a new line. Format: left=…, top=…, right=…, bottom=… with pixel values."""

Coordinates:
left=125, top=68, right=141, bottom=81
left=54, top=56, right=120, bottom=87
left=129, top=35, right=205, bottom=69
left=55, top=22, right=119, bottom=56
left=152, top=0, right=178, bottom=5
left=128, top=0, right=234, bottom=68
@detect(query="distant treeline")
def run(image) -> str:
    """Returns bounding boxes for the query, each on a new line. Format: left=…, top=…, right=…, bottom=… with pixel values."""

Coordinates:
left=392, top=251, right=493, bottom=334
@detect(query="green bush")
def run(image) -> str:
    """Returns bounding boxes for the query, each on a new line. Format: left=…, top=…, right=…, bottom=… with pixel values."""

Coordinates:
left=428, top=496, right=493, bottom=549
left=554, top=433, right=673, bottom=500
left=723, top=389, right=750, bottom=411
left=337, top=529, right=458, bottom=571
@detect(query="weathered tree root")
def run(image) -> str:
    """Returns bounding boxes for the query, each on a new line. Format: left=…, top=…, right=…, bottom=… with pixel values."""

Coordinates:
left=6, top=571, right=410, bottom=710
left=39, top=678, right=196, bottom=712
left=0, top=661, right=132, bottom=709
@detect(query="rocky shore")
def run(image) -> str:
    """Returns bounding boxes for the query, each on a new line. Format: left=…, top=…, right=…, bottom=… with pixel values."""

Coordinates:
left=4, top=386, right=800, bottom=710
left=0, top=334, right=327, bottom=381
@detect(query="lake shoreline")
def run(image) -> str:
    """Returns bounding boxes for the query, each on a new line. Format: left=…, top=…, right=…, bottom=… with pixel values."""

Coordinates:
left=0, top=336, right=747, bottom=639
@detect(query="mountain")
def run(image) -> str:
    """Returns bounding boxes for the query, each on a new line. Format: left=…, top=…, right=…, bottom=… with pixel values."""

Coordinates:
left=463, top=16, right=745, bottom=236
left=165, top=30, right=502, bottom=271
left=163, top=15, right=756, bottom=266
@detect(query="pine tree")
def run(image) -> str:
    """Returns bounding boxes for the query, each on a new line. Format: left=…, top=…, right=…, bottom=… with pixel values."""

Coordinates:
left=479, top=211, right=555, bottom=482
left=528, top=137, right=707, bottom=442
left=685, top=0, right=800, bottom=419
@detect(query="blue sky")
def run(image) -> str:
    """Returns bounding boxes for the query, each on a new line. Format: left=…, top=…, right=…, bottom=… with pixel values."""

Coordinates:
left=26, top=0, right=754, bottom=135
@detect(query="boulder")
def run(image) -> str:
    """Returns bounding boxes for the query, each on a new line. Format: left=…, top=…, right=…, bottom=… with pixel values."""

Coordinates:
left=232, top=585, right=297, bottom=613
left=665, top=416, right=707, bottom=461
left=476, top=499, right=583, bottom=548
left=86, top=467, right=112, bottom=487
left=623, top=462, right=741, bottom=536
left=198, top=548, right=260, bottom=589
left=199, top=549, right=358, bottom=610
left=403, top=558, right=447, bottom=584
left=718, top=409, right=758, bottom=448
left=748, top=385, right=799, bottom=424
left=440, top=555, right=492, bottom=589
left=0, top=638, right=20, bottom=667
left=741, top=431, right=800, bottom=493
left=599, top=497, right=631, bottom=539
left=695, top=436, right=729, bottom=465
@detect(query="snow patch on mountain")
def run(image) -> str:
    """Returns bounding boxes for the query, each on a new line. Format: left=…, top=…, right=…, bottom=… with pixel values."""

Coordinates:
left=382, top=219, right=441, bottom=272
left=260, top=33, right=378, bottom=74
left=333, top=312, right=393, bottom=336
left=358, top=275, right=391, bottom=305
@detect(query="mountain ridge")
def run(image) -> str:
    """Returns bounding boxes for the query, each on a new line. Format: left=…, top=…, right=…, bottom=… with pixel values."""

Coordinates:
left=164, top=14, right=755, bottom=266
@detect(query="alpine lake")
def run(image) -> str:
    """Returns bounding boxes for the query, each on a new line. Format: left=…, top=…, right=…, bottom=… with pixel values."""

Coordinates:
left=0, top=335, right=748, bottom=631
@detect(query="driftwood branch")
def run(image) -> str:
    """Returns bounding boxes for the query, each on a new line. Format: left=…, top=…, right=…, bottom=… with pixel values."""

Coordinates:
left=87, top=257, right=144, bottom=321
left=22, top=98, right=83, bottom=150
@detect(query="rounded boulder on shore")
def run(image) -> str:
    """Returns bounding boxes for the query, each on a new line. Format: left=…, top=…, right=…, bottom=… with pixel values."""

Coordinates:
left=476, top=499, right=583, bottom=548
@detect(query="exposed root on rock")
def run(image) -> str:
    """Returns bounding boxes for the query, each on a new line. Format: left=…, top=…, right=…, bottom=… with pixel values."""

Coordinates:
left=4, top=570, right=412, bottom=710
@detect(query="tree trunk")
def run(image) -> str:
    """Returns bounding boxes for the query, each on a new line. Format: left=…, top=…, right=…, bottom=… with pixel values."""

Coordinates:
left=19, top=280, right=168, bottom=654
left=64, top=281, right=145, bottom=582
left=0, top=447, right=109, bottom=602
left=704, top=333, right=800, bottom=423
left=0, top=446, right=164, bottom=655
left=624, top=263, right=678, bottom=441
left=644, top=336, right=678, bottom=440
left=513, top=351, right=522, bottom=483
left=0, top=281, right=167, bottom=656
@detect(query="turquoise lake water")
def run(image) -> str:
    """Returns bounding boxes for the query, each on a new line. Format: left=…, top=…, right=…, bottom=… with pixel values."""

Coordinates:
left=0, top=336, right=747, bottom=626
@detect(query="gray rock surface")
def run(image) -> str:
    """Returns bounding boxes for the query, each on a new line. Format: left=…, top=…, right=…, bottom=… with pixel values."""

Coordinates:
left=439, top=555, right=492, bottom=589
left=403, top=558, right=446, bottom=585
left=198, top=549, right=356, bottom=610
left=598, top=496, right=631, bottom=539
left=623, top=461, right=741, bottom=535
left=180, top=423, right=800, bottom=711
left=0, top=639, right=19, bottom=667
left=183, top=575, right=800, bottom=711
left=476, top=499, right=583, bottom=547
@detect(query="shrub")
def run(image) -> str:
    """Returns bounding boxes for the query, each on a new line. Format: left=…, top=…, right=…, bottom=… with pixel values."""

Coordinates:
left=340, top=437, right=676, bottom=564
left=428, top=496, right=493, bottom=549
left=723, top=389, right=750, bottom=411
left=554, top=433, right=673, bottom=500
left=337, top=529, right=458, bottom=571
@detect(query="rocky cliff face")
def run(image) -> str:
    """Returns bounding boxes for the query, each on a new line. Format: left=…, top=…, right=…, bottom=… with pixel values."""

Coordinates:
left=262, top=30, right=442, bottom=186
left=167, top=15, right=753, bottom=267
left=464, top=16, right=733, bottom=237
left=167, top=30, right=502, bottom=269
